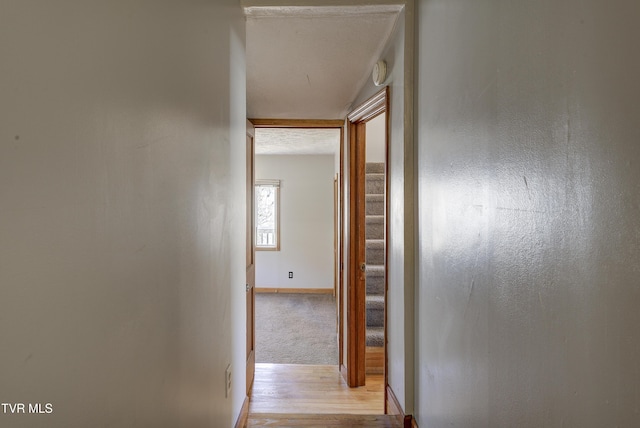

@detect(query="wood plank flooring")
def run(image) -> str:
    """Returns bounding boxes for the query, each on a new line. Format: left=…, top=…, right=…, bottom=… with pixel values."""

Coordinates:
left=246, top=363, right=400, bottom=427
left=249, top=363, right=384, bottom=415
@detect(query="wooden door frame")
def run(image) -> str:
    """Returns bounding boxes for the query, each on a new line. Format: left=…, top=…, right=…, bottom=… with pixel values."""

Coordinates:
left=246, top=120, right=256, bottom=394
left=345, top=87, right=389, bottom=388
left=247, top=118, right=346, bottom=369
left=334, top=175, right=339, bottom=298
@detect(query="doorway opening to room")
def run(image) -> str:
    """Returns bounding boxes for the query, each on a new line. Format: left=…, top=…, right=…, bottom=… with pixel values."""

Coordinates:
left=247, top=120, right=384, bottom=415
left=345, top=87, right=389, bottom=392
left=251, top=121, right=343, bottom=370
left=360, top=101, right=388, bottom=384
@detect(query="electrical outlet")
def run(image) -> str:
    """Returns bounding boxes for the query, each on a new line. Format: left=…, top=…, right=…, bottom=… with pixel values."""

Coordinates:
left=288, top=272, right=293, bottom=278
left=225, top=365, right=232, bottom=398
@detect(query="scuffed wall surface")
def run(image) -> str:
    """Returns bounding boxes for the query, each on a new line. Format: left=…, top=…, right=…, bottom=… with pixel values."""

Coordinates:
left=0, top=1, right=245, bottom=427
left=416, top=0, right=640, bottom=426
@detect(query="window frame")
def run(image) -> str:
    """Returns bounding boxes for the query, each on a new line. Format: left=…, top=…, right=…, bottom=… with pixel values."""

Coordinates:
left=255, top=179, right=280, bottom=251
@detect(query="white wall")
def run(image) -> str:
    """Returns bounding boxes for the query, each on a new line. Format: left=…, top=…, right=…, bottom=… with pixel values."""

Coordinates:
left=349, top=6, right=412, bottom=413
left=255, top=155, right=335, bottom=290
left=416, top=0, right=640, bottom=426
left=366, top=113, right=387, bottom=163
left=0, top=1, right=246, bottom=427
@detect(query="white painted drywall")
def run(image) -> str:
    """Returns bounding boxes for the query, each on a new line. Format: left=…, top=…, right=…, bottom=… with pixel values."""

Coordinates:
left=350, top=6, right=411, bottom=413
left=366, top=113, right=386, bottom=163
left=416, top=0, right=640, bottom=426
left=0, top=1, right=246, bottom=427
left=255, top=155, right=335, bottom=290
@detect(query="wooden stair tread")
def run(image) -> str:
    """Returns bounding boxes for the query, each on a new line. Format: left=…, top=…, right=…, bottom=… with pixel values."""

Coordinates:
left=247, top=413, right=401, bottom=427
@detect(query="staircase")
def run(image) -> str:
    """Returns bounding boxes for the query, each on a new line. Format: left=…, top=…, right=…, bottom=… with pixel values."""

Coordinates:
left=365, top=163, right=385, bottom=351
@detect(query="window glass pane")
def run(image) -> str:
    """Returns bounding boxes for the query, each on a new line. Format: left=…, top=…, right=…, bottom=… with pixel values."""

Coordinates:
left=256, top=184, right=278, bottom=248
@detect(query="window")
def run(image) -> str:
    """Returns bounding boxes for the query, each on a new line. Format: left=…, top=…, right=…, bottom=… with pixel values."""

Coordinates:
left=255, top=180, right=280, bottom=251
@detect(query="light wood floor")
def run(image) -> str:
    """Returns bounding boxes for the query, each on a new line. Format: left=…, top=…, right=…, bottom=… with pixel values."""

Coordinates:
left=246, top=363, right=401, bottom=427
left=249, top=363, right=384, bottom=414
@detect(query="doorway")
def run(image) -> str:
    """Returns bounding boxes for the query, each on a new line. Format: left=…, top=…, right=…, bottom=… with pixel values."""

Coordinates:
left=246, top=120, right=385, bottom=415
left=345, top=87, right=389, bottom=391
left=250, top=120, right=343, bottom=367
left=363, top=111, right=388, bottom=379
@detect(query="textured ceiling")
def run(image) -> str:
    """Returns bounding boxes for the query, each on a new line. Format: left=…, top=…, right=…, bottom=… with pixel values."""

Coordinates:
left=255, top=128, right=340, bottom=155
left=246, top=6, right=400, bottom=120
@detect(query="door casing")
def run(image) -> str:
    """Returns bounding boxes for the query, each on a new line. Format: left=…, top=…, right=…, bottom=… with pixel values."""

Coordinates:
left=345, top=87, right=389, bottom=389
left=247, top=119, right=345, bottom=370
left=246, top=120, right=256, bottom=394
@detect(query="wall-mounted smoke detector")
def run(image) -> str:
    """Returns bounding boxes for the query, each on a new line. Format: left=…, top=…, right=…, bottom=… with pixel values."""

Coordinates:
left=372, top=60, right=387, bottom=86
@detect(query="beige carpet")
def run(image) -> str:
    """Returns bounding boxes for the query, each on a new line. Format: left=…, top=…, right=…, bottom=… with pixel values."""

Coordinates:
left=255, top=293, right=338, bottom=365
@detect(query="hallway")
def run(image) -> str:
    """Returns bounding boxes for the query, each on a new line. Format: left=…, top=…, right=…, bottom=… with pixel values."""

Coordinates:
left=245, top=363, right=398, bottom=427
left=3, top=1, right=640, bottom=427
